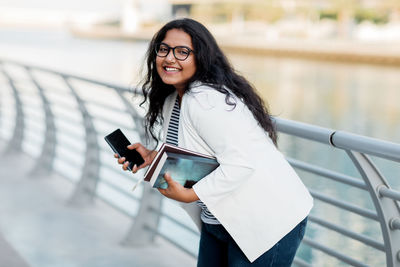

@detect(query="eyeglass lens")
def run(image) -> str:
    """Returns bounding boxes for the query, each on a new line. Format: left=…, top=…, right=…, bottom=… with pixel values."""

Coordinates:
left=156, top=44, right=191, bottom=60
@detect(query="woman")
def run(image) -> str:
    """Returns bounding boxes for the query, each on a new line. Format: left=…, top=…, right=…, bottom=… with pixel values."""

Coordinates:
left=117, top=18, right=313, bottom=266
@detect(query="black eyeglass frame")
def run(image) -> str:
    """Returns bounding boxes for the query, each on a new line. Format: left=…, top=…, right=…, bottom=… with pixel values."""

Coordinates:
left=155, top=43, right=194, bottom=61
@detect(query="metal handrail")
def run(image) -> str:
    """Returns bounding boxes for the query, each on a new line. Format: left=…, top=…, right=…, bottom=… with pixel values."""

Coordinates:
left=275, top=117, right=400, bottom=162
left=1, top=59, right=399, bottom=267
left=332, top=131, right=400, bottom=162
left=302, top=237, right=370, bottom=267
left=3, top=59, right=132, bottom=93
left=308, top=215, right=385, bottom=251
left=379, top=187, right=400, bottom=202
left=287, top=157, right=368, bottom=190
left=309, top=189, right=379, bottom=221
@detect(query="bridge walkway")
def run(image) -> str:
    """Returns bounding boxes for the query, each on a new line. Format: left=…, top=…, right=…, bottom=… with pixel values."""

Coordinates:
left=0, top=141, right=196, bottom=267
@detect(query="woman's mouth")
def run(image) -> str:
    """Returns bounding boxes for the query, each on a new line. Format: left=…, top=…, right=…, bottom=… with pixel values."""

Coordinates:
left=164, top=66, right=180, bottom=72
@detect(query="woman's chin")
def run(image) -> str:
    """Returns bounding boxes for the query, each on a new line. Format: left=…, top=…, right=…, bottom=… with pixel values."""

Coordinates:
left=161, top=78, right=185, bottom=89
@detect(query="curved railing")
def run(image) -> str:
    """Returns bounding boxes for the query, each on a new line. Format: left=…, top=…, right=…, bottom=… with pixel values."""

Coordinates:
left=1, top=59, right=399, bottom=267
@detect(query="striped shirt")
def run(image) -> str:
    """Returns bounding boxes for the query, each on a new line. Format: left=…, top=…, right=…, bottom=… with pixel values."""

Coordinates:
left=166, top=95, right=220, bottom=225
left=165, top=96, right=180, bottom=146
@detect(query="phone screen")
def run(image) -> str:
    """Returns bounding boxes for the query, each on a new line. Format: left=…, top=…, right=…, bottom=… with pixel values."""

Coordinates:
left=104, top=129, right=145, bottom=170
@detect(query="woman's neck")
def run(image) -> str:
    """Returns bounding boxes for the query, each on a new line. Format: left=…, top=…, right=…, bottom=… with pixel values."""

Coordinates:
left=176, top=88, right=185, bottom=105
left=176, top=88, right=184, bottom=97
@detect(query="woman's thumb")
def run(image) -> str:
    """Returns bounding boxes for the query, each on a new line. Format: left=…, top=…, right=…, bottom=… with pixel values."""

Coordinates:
left=164, top=172, right=172, bottom=183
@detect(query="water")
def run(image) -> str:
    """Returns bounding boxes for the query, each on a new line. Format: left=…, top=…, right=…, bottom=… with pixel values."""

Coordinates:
left=1, top=28, right=398, bottom=142
left=1, top=27, right=399, bottom=266
left=228, top=54, right=400, bottom=142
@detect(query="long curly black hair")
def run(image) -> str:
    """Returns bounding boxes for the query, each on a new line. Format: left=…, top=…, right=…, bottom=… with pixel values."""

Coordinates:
left=139, top=18, right=277, bottom=146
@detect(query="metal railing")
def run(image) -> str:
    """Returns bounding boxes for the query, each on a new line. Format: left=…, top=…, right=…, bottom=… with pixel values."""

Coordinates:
left=1, top=59, right=399, bottom=267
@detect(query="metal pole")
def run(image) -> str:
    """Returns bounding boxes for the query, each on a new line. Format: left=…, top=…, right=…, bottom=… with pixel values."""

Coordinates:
left=112, top=87, right=163, bottom=246
left=64, top=76, right=101, bottom=205
left=121, top=187, right=163, bottom=245
left=0, top=63, right=25, bottom=154
left=347, top=151, right=400, bottom=267
left=26, top=67, right=57, bottom=176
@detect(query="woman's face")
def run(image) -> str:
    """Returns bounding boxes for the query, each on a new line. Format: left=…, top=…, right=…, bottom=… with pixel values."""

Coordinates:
left=156, top=29, right=197, bottom=93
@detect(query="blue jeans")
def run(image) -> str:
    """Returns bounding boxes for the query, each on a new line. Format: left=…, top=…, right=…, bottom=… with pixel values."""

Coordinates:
left=197, top=217, right=307, bottom=267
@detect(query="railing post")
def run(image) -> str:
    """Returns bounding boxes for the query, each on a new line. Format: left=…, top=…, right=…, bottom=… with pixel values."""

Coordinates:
left=64, top=77, right=101, bottom=205
left=0, top=64, right=25, bottom=154
left=112, top=87, right=163, bottom=246
left=26, top=67, right=57, bottom=176
left=347, top=151, right=400, bottom=267
left=122, top=186, right=163, bottom=245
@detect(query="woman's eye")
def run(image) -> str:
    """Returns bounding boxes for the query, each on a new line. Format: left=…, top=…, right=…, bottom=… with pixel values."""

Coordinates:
left=159, top=46, right=169, bottom=53
left=177, top=48, right=189, bottom=55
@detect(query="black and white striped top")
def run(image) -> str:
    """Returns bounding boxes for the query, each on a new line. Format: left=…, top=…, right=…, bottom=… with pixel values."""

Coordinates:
left=166, top=95, right=220, bottom=225
left=165, top=96, right=180, bottom=146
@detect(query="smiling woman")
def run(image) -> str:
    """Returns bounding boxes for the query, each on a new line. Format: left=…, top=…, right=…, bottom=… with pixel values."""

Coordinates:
left=155, top=29, right=197, bottom=95
left=116, top=18, right=313, bottom=267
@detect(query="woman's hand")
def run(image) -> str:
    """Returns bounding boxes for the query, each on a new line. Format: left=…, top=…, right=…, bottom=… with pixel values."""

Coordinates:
left=158, top=173, right=199, bottom=203
left=114, top=143, right=157, bottom=173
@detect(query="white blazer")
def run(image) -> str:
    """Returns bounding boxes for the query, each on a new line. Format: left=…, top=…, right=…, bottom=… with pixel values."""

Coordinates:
left=161, top=82, right=313, bottom=262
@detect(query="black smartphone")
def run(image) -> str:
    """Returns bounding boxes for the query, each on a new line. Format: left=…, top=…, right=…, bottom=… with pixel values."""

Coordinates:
left=104, top=129, right=145, bottom=171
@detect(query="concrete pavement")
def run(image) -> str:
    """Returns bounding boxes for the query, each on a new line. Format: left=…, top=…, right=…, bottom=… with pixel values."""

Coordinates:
left=0, top=232, right=29, bottom=267
left=0, top=143, right=196, bottom=267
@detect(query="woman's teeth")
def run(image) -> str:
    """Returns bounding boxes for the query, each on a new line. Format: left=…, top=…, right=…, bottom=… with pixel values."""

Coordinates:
left=165, top=67, right=179, bottom=72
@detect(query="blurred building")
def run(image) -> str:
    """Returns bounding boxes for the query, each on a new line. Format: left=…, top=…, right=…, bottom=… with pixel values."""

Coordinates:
left=168, top=0, right=400, bottom=40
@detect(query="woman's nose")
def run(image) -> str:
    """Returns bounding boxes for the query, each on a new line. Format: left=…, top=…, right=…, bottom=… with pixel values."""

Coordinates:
left=165, top=50, right=176, bottom=63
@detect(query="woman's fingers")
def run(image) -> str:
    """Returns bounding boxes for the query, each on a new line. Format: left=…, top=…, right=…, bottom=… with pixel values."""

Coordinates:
left=122, top=161, right=130, bottom=170
left=114, top=153, right=126, bottom=164
left=115, top=153, right=128, bottom=170
left=114, top=142, right=153, bottom=172
left=115, top=154, right=131, bottom=171
left=127, top=143, right=141, bottom=150
left=127, top=143, right=148, bottom=159
left=117, top=156, right=126, bottom=164
left=131, top=164, right=138, bottom=173
left=163, top=173, right=172, bottom=184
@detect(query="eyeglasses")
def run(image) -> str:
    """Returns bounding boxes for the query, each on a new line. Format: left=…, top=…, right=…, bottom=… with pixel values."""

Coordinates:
left=155, top=43, right=194, bottom=61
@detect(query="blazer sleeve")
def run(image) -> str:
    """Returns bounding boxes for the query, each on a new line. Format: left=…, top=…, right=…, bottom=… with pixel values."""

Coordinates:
left=184, top=90, right=259, bottom=208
